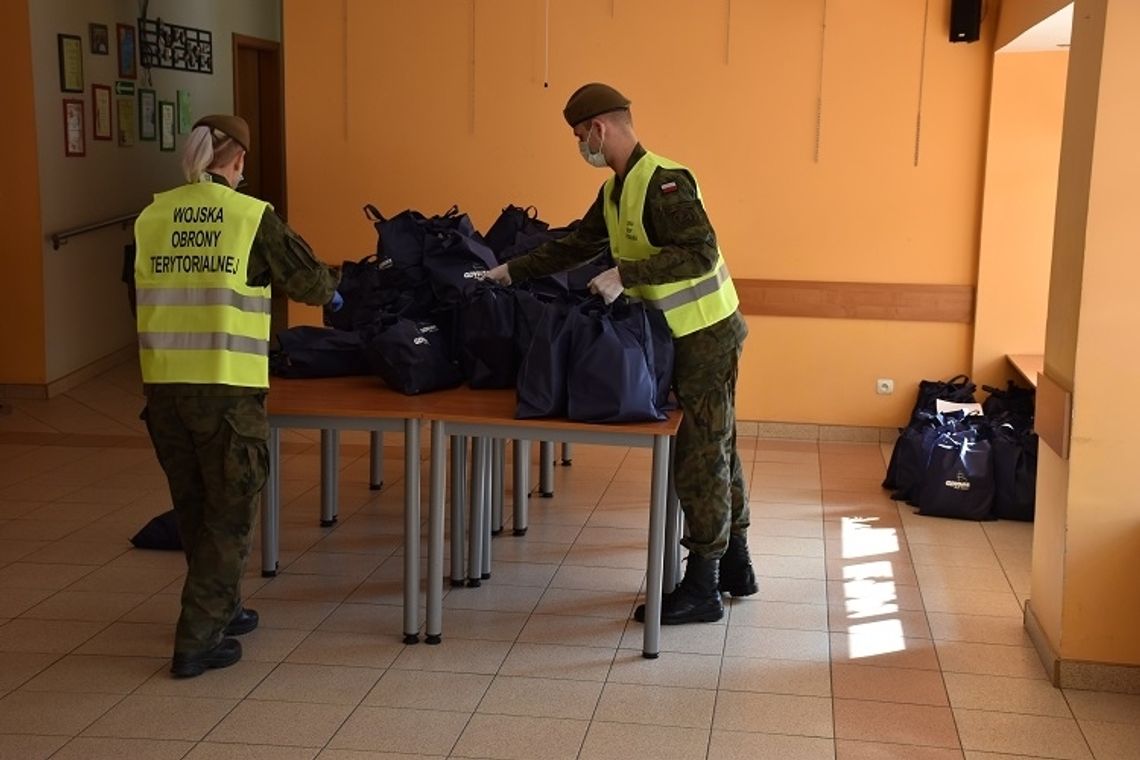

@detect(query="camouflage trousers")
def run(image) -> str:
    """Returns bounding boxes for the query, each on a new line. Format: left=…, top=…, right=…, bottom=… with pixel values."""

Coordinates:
left=144, top=392, right=269, bottom=654
left=672, top=311, right=749, bottom=560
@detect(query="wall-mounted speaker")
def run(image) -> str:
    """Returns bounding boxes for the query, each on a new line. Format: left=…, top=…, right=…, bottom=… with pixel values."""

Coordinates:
left=950, top=0, right=982, bottom=43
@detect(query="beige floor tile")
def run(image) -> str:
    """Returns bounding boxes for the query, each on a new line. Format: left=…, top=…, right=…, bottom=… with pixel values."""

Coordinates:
left=75, top=621, right=172, bottom=658
left=477, top=675, right=602, bottom=720
left=0, top=586, right=54, bottom=617
left=1078, top=719, right=1140, bottom=760
left=713, top=691, right=833, bottom=737
left=135, top=659, right=276, bottom=700
left=829, top=607, right=933, bottom=639
left=498, top=642, right=614, bottom=682
left=533, top=587, right=638, bottom=619
left=728, top=600, right=829, bottom=631
left=389, top=636, right=509, bottom=675
left=719, top=656, right=832, bottom=697
left=1064, top=689, right=1140, bottom=723
left=186, top=743, right=318, bottom=760
left=927, top=612, right=1034, bottom=647
left=22, top=590, right=150, bottom=622
left=442, top=583, right=544, bottom=614
left=313, top=602, right=407, bottom=634
left=562, top=544, right=645, bottom=570
left=829, top=578, right=926, bottom=613
left=936, top=641, right=1049, bottom=680
left=827, top=558, right=919, bottom=586
left=452, top=713, right=588, bottom=760
left=206, top=699, right=353, bottom=747
left=954, top=709, right=1092, bottom=759
left=488, top=539, right=570, bottom=565
left=0, top=651, right=58, bottom=693
left=241, top=599, right=339, bottom=630
left=283, top=550, right=385, bottom=579
left=830, top=631, right=941, bottom=670
left=0, top=734, right=69, bottom=760
left=944, top=672, right=1071, bottom=717
left=0, top=618, right=106, bottom=653
left=415, top=608, right=528, bottom=641
left=755, top=577, right=829, bottom=604
left=920, top=588, right=1023, bottom=618
left=285, top=630, right=404, bottom=669
left=0, top=561, right=95, bottom=590
left=914, top=564, right=1016, bottom=593
left=0, top=689, right=120, bottom=735
left=909, top=544, right=1003, bottom=569
left=620, top=617, right=728, bottom=656
left=707, top=730, right=834, bottom=760
left=835, top=740, right=965, bottom=759
left=723, top=625, right=829, bottom=661
left=746, top=501, right=822, bottom=521
left=249, top=663, right=383, bottom=705
left=752, top=535, right=825, bottom=558
left=65, top=564, right=183, bottom=595
left=329, top=706, right=469, bottom=755
left=21, top=654, right=166, bottom=694
left=961, top=754, right=1055, bottom=760
left=607, top=649, right=722, bottom=690
left=595, top=682, right=715, bottom=728
left=0, top=539, right=50, bottom=564
left=83, top=694, right=237, bottom=741
left=252, top=573, right=362, bottom=604
left=835, top=699, right=959, bottom=748
left=50, top=737, right=194, bottom=760
left=754, top=554, right=828, bottom=580
left=749, top=517, right=825, bottom=539
left=517, top=613, right=625, bottom=648
left=482, top=561, right=560, bottom=587
left=579, top=721, right=709, bottom=760
left=363, top=669, right=491, bottom=712
left=832, top=663, right=949, bottom=706
left=550, top=565, right=644, bottom=593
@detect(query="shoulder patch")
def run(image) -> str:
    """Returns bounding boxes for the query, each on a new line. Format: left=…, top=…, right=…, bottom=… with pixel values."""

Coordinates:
left=660, top=181, right=678, bottom=194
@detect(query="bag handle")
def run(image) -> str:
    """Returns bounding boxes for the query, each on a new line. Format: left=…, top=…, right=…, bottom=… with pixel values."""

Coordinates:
left=441, top=204, right=460, bottom=219
left=525, top=205, right=539, bottom=220
left=945, top=374, right=971, bottom=388
left=362, top=204, right=386, bottom=223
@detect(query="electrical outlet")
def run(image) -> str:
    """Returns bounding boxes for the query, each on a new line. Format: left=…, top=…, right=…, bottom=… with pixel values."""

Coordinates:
left=876, top=378, right=895, bottom=395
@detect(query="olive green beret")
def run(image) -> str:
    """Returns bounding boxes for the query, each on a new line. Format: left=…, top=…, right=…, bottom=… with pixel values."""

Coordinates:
left=563, top=83, right=631, bottom=127
left=194, top=114, right=250, bottom=152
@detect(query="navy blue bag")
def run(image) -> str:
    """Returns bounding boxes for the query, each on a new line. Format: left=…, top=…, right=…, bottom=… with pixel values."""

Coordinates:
left=365, top=204, right=427, bottom=267
left=991, top=419, right=1037, bottom=522
left=516, top=299, right=576, bottom=418
left=484, top=205, right=548, bottom=256
left=130, top=510, right=182, bottom=551
left=271, top=327, right=368, bottom=378
left=567, top=299, right=665, bottom=423
left=324, top=252, right=383, bottom=331
left=361, top=315, right=463, bottom=395
left=422, top=226, right=497, bottom=305
left=918, top=426, right=996, bottom=521
left=461, top=284, right=518, bottom=389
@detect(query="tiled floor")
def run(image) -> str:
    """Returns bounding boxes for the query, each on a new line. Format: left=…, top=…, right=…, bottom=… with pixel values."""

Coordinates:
left=1, top=363, right=1139, bottom=759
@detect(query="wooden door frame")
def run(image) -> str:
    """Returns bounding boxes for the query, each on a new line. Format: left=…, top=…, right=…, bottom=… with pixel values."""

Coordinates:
left=232, top=33, right=287, bottom=218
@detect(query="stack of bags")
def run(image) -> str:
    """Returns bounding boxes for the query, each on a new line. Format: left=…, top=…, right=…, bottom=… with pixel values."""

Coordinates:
left=270, top=203, right=674, bottom=424
left=882, top=377, right=1038, bottom=522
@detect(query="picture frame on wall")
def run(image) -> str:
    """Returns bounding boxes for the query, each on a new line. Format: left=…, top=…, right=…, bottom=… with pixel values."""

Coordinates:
left=89, top=23, right=109, bottom=55
left=58, top=34, right=84, bottom=93
left=159, top=101, right=177, bottom=152
left=117, top=96, right=136, bottom=146
left=117, top=23, right=137, bottom=79
left=92, top=84, right=112, bottom=140
left=63, top=98, right=85, bottom=157
left=138, top=88, right=156, bottom=141
left=177, top=89, right=192, bottom=134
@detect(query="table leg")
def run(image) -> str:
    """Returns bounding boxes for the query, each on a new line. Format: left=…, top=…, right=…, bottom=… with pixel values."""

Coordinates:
left=482, top=451, right=492, bottom=580
left=261, top=426, right=281, bottom=577
left=491, top=439, right=504, bottom=536
left=449, top=435, right=467, bottom=588
left=539, top=441, right=554, bottom=497
left=643, top=434, right=670, bottom=659
left=402, top=419, right=420, bottom=645
left=664, top=435, right=682, bottom=592
left=426, top=420, right=445, bottom=645
left=320, top=429, right=339, bottom=527
left=468, top=437, right=488, bottom=587
left=512, top=439, right=529, bottom=536
left=369, top=430, right=384, bottom=490
left=561, top=442, right=573, bottom=466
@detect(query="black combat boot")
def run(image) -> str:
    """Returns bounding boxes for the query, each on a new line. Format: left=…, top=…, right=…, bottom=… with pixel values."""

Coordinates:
left=634, top=553, right=724, bottom=625
left=171, top=638, right=242, bottom=678
left=718, top=533, right=758, bottom=597
left=224, top=606, right=259, bottom=636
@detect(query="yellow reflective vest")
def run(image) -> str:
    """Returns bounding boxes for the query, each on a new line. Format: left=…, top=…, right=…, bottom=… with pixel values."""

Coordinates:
left=134, top=181, right=271, bottom=387
left=603, top=151, right=739, bottom=338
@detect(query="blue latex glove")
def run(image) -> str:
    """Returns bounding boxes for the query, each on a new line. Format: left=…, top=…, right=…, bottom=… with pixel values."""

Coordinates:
left=329, top=290, right=344, bottom=312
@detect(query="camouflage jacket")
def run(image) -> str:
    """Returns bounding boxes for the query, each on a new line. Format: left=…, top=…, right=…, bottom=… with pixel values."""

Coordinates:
left=505, top=144, right=720, bottom=287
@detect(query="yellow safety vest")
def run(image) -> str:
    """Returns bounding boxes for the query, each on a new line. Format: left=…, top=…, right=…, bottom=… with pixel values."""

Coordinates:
left=134, top=181, right=271, bottom=387
left=603, top=151, right=739, bottom=338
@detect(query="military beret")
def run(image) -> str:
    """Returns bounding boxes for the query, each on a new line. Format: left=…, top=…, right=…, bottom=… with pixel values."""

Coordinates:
left=563, top=83, right=631, bottom=127
left=193, top=114, right=250, bottom=152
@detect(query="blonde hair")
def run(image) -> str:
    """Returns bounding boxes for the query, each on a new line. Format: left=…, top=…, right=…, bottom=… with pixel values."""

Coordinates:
left=181, top=125, right=245, bottom=183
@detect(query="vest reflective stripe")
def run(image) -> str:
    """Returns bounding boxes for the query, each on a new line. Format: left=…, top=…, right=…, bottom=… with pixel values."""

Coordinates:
left=135, top=287, right=272, bottom=314
left=603, top=151, right=739, bottom=338
left=138, top=332, right=269, bottom=357
left=135, top=181, right=271, bottom=387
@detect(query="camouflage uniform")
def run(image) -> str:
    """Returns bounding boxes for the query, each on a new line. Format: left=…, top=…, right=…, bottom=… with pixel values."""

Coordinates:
left=136, top=175, right=338, bottom=654
left=508, top=144, right=749, bottom=560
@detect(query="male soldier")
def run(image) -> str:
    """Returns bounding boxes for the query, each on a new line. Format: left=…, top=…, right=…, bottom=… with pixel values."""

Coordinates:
left=134, top=114, right=341, bottom=677
left=486, top=84, right=756, bottom=624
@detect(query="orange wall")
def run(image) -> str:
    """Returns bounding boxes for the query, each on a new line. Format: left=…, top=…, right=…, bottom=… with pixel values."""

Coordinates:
left=972, top=50, right=1068, bottom=389
left=283, top=0, right=998, bottom=426
left=996, top=0, right=1072, bottom=49
left=0, top=0, right=45, bottom=385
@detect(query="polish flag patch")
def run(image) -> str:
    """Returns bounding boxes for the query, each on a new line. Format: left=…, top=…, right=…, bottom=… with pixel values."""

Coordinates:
left=660, top=181, right=678, bottom=194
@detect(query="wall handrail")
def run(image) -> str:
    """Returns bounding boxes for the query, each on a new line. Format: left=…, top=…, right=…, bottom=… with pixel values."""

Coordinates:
left=49, top=211, right=139, bottom=250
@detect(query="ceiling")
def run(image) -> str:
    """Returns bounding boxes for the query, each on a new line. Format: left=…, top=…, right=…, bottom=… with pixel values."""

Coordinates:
left=1000, top=3, right=1073, bottom=52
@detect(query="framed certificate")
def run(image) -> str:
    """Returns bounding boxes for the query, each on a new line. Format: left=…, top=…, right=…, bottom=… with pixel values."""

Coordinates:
left=92, top=84, right=112, bottom=140
left=58, top=34, right=84, bottom=93
left=138, top=88, right=156, bottom=141
left=117, top=23, right=137, bottom=80
left=63, top=99, right=85, bottom=157
left=159, top=100, right=176, bottom=151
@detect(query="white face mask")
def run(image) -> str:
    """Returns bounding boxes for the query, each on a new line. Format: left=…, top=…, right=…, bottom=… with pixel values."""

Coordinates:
left=578, top=125, right=607, bottom=168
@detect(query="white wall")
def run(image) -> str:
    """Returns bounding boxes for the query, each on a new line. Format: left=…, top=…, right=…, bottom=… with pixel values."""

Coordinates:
left=28, top=0, right=281, bottom=383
